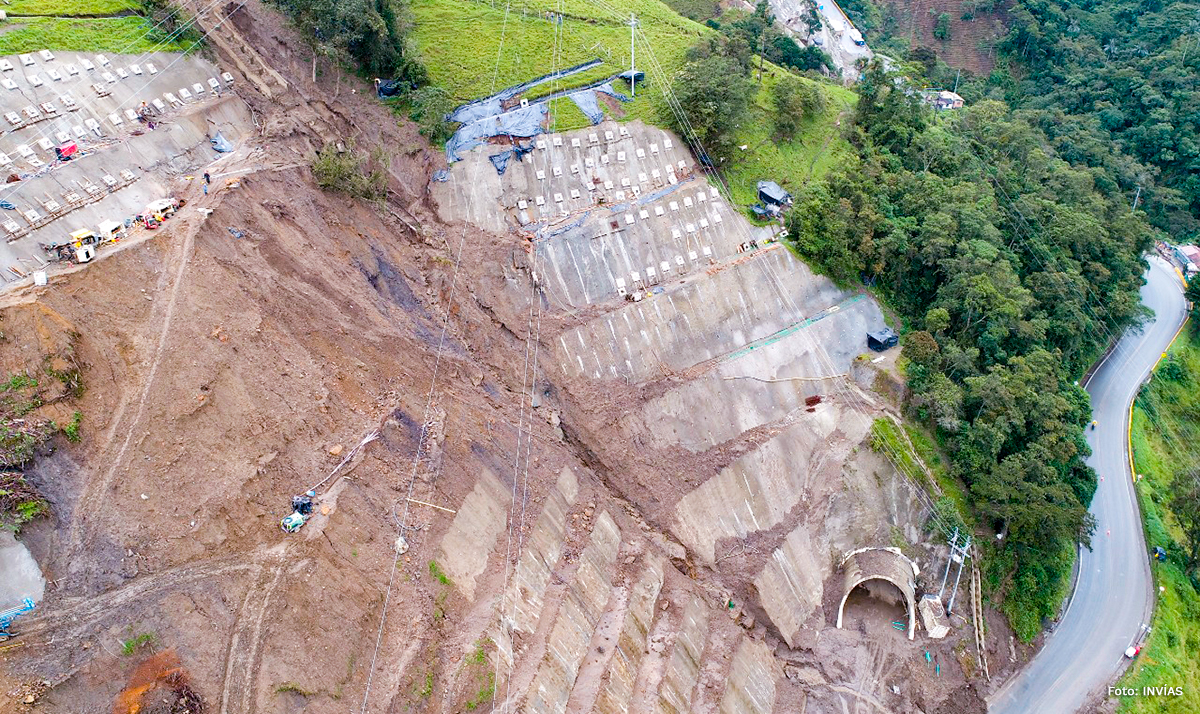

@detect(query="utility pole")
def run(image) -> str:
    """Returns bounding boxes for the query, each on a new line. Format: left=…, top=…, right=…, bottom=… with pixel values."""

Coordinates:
left=947, top=534, right=971, bottom=615
left=952, top=69, right=961, bottom=95
left=759, top=34, right=766, bottom=83
left=1132, top=185, right=1142, bottom=212
left=629, top=13, right=637, bottom=98
left=938, top=528, right=958, bottom=599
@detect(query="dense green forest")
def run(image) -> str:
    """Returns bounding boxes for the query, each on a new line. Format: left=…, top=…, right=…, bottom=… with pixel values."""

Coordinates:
left=268, top=0, right=427, bottom=84
left=786, top=64, right=1153, bottom=638
left=845, top=0, right=1200, bottom=240
left=997, top=0, right=1200, bottom=237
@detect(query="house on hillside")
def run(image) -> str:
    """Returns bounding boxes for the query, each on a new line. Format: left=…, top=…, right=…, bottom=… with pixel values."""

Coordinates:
left=757, top=180, right=793, bottom=215
left=926, top=90, right=964, bottom=111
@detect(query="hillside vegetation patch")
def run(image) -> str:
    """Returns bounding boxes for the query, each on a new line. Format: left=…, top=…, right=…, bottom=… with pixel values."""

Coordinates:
left=3, top=0, right=140, bottom=16
left=410, top=0, right=855, bottom=205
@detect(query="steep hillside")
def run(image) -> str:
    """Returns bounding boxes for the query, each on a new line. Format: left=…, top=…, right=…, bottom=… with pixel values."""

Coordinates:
left=844, top=0, right=1010, bottom=75
left=0, top=0, right=1001, bottom=712
left=409, top=0, right=858, bottom=207
left=0, top=0, right=192, bottom=55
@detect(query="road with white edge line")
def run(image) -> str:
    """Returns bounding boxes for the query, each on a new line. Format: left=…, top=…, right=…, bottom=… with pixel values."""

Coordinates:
left=989, top=256, right=1186, bottom=713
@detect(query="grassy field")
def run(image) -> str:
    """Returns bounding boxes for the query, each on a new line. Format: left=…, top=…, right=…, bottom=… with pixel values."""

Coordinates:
left=1115, top=329, right=1200, bottom=713
left=412, top=0, right=856, bottom=202
left=411, top=0, right=702, bottom=103
left=2, top=0, right=140, bottom=15
left=0, top=16, right=189, bottom=55
left=722, top=71, right=857, bottom=208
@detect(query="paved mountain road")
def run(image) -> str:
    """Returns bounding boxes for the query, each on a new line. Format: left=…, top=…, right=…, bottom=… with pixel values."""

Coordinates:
left=989, top=256, right=1186, bottom=713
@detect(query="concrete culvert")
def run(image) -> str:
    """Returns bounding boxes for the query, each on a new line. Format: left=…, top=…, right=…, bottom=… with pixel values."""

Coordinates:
left=836, top=548, right=918, bottom=640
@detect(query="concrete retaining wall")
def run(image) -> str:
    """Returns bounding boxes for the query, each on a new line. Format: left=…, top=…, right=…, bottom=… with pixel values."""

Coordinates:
left=526, top=510, right=621, bottom=713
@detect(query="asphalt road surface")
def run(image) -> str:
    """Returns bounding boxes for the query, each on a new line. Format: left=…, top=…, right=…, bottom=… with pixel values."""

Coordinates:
left=989, top=256, right=1186, bottom=713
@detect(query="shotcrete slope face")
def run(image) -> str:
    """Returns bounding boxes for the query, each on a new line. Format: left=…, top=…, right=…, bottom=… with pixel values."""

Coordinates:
left=432, top=120, right=939, bottom=711
left=0, top=50, right=247, bottom=278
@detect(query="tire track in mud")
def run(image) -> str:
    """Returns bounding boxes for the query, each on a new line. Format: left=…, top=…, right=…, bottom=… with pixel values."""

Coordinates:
left=19, top=542, right=292, bottom=710
left=22, top=555, right=250, bottom=641
left=219, top=545, right=291, bottom=714
left=64, top=211, right=199, bottom=566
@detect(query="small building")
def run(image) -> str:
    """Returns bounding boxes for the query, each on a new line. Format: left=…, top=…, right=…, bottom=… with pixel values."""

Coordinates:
left=867, top=327, right=898, bottom=351
left=931, top=90, right=964, bottom=111
left=919, top=595, right=951, bottom=639
left=756, top=180, right=792, bottom=209
left=617, top=69, right=645, bottom=91
left=1179, top=245, right=1200, bottom=277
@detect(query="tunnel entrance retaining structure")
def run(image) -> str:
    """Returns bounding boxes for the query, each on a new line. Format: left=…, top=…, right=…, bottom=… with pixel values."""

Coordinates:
left=836, top=547, right=919, bottom=640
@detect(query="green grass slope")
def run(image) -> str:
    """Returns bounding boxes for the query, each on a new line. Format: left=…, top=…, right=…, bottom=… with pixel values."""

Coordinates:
left=4, top=0, right=140, bottom=16
left=1116, top=330, right=1200, bottom=713
left=0, top=1, right=191, bottom=55
left=410, top=0, right=856, bottom=206
left=0, top=17, right=189, bottom=54
left=723, top=70, right=857, bottom=208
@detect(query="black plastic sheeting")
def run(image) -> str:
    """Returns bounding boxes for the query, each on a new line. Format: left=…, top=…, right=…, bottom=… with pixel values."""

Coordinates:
left=449, top=59, right=603, bottom=125
left=569, top=82, right=630, bottom=124
left=489, top=151, right=513, bottom=175
left=446, top=103, right=547, bottom=162
left=444, top=59, right=609, bottom=161
left=487, top=142, right=535, bottom=175
left=376, top=79, right=415, bottom=97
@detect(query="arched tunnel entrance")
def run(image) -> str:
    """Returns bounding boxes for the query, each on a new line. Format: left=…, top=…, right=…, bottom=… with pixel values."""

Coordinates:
left=836, top=548, right=917, bottom=640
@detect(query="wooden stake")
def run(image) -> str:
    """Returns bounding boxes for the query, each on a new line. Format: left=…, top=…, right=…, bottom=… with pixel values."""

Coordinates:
left=406, top=498, right=456, bottom=514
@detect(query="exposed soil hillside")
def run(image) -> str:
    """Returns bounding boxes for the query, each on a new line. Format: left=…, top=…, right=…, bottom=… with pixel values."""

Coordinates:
left=875, top=0, right=1009, bottom=75
left=0, top=1, right=1011, bottom=712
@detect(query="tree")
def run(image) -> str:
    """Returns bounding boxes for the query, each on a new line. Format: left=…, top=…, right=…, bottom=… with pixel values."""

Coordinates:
left=270, top=0, right=426, bottom=84
left=1170, top=469, right=1200, bottom=573
left=1187, top=275, right=1200, bottom=327
left=771, top=35, right=833, bottom=72
left=934, top=13, right=952, bottom=41
left=408, top=87, right=458, bottom=145
left=670, top=50, right=754, bottom=162
left=772, top=76, right=825, bottom=140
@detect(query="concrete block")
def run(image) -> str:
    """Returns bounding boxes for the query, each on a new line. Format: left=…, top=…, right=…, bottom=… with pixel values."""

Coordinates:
left=435, top=467, right=511, bottom=601
left=526, top=511, right=622, bottom=714
left=754, top=524, right=828, bottom=648
left=718, top=637, right=779, bottom=714
left=503, top=467, right=578, bottom=636
left=657, top=592, right=708, bottom=713
left=919, top=596, right=950, bottom=639
left=594, top=555, right=665, bottom=713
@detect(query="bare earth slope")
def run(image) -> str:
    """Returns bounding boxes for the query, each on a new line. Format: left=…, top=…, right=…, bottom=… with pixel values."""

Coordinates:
left=0, top=2, right=996, bottom=713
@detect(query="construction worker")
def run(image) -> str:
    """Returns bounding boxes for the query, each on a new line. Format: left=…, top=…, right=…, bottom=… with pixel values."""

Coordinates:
left=1092, top=420, right=1097, bottom=430
left=203, top=172, right=210, bottom=185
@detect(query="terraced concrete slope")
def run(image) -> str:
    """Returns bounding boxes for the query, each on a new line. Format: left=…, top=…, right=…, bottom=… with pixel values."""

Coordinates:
left=431, top=119, right=982, bottom=712
left=0, top=2, right=990, bottom=708
left=0, top=49, right=249, bottom=278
